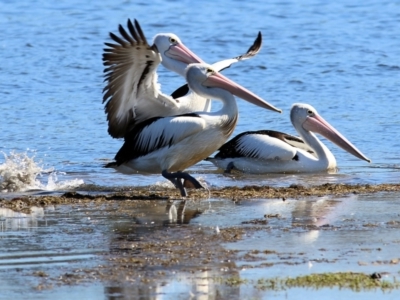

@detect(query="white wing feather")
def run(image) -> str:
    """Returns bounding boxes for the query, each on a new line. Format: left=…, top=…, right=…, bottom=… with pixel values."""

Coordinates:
left=237, top=134, right=296, bottom=161
left=136, top=116, right=206, bottom=152
left=103, top=19, right=178, bottom=138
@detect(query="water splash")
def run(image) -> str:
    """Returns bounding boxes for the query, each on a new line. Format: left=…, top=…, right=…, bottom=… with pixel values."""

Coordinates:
left=0, top=152, right=83, bottom=193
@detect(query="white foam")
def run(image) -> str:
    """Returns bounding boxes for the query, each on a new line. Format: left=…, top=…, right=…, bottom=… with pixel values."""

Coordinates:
left=0, top=151, right=83, bottom=193
left=151, top=180, right=175, bottom=190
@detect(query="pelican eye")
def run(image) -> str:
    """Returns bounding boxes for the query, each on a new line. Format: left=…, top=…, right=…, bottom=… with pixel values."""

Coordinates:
left=307, top=109, right=313, bottom=115
left=169, top=37, right=177, bottom=43
left=206, top=68, right=214, bottom=74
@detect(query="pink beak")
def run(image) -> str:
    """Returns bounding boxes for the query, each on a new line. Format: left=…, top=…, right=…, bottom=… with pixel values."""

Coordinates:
left=303, top=114, right=371, bottom=162
left=166, top=43, right=205, bottom=64
left=203, top=71, right=282, bottom=113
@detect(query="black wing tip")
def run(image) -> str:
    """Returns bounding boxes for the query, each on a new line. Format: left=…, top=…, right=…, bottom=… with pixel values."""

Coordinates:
left=118, top=23, right=135, bottom=44
left=133, top=19, right=147, bottom=44
left=246, top=30, right=262, bottom=55
left=126, top=18, right=139, bottom=30
left=254, top=31, right=262, bottom=51
left=105, top=18, right=148, bottom=47
left=103, top=42, right=117, bottom=49
left=233, top=31, right=263, bottom=61
left=124, top=18, right=147, bottom=45
left=109, top=31, right=126, bottom=46
left=257, top=31, right=262, bottom=44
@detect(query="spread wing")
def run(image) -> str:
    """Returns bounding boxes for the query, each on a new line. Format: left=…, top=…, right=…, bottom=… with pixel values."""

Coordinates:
left=170, top=31, right=263, bottom=100
left=215, top=130, right=312, bottom=161
left=103, top=19, right=177, bottom=138
left=211, top=31, right=262, bottom=72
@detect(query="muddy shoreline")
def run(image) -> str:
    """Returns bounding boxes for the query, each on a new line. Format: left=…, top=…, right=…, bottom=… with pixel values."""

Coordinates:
left=2, top=182, right=400, bottom=298
left=2, top=182, right=400, bottom=210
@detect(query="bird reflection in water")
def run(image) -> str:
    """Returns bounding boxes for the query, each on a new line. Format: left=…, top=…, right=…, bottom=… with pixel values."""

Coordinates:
left=0, top=206, right=45, bottom=231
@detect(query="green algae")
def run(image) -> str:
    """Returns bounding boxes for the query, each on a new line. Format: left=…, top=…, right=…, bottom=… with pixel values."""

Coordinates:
left=214, top=272, right=400, bottom=292
left=254, top=272, right=400, bottom=291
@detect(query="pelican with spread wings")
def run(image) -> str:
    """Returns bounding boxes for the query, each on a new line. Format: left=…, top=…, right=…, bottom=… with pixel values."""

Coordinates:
left=103, top=19, right=263, bottom=138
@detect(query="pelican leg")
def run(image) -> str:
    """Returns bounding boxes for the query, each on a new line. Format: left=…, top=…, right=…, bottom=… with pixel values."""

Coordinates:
left=162, top=170, right=204, bottom=197
left=175, top=178, right=188, bottom=197
left=224, top=161, right=236, bottom=173
left=177, top=200, right=187, bottom=223
left=176, top=171, right=204, bottom=189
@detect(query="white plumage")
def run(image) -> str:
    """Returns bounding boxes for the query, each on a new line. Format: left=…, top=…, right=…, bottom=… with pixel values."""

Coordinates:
left=235, top=134, right=296, bottom=161
left=207, top=103, right=370, bottom=174
left=106, top=63, right=281, bottom=196
left=103, top=19, right=263, bottom=138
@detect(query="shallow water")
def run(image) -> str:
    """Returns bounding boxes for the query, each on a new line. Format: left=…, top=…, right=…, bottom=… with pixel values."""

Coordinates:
left=1, top=0, right=400, bottom=193
left=1, top=192, right=400, bottom=299
left=1, top=1, right=400, bottom=298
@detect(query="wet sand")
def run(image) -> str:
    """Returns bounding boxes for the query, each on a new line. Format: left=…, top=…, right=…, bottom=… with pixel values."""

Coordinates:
left=3, top=182, right=400, bottom=210
left=1, top=183, right=400, bottom=299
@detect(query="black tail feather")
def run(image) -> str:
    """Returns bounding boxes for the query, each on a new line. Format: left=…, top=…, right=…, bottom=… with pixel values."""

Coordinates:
left=104, top=161, right=118, bottom=168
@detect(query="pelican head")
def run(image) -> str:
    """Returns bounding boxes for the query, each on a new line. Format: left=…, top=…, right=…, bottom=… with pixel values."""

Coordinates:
left=153, top=34, right=204, bottom=76
left=185, top=63, right=282, bottom=113
left=290, top=103, right=371, bottom=162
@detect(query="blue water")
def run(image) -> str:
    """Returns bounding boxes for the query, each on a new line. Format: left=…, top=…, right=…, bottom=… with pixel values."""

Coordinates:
left=1, top=0, right=400, bottom=193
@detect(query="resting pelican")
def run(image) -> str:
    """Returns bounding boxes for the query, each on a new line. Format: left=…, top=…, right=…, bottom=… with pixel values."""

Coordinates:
left=103, top=19, right=263, bottom=138
left=206, top=103, right=370, bottom=174
left=105, top=63, right=282, bottom=196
